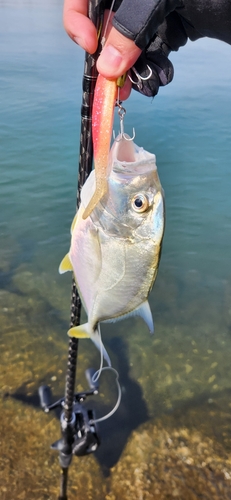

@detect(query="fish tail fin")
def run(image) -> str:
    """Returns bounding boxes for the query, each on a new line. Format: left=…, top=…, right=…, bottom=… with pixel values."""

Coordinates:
left=68, top=323, right=111, bottom=367
left=82, top=179, right=108, bottom=220
left=59, top=254, right=73, bottom=274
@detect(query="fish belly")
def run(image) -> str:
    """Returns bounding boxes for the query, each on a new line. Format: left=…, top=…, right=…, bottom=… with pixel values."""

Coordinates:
left=87, top=230, right=159, bottom=326
left=69, top=216, right=102, bottom=320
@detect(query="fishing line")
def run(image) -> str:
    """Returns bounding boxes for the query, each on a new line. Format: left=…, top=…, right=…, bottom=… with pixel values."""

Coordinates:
left=90, top=327, right=122, bottom=423
left=90, top=366, right=122, bottom=424
left=92, top=326, right=105, bottom=383
left=101, top=0, right=116, bottom=48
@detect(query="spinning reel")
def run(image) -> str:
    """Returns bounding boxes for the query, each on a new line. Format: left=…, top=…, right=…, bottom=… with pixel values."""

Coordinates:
left=38, top=368, right=100, bottom=462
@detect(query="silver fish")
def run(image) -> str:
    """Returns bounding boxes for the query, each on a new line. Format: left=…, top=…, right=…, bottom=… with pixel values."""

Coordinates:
left=59, top=136, right=165, bottom=363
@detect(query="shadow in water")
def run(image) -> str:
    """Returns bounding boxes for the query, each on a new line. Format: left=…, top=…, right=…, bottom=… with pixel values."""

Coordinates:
left=92, top=336, right=149, bottom=474
left=10, top=336, right=149, bottom=475
left=8, top=382, right=62, bottom=421
left=9, top=386, right=40, bottom=407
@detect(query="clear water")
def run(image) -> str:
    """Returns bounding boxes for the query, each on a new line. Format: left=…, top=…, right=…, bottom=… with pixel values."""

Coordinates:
left=1, top=0, right=231, bottom=489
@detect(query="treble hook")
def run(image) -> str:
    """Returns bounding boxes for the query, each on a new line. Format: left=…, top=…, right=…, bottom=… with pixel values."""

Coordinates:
left=113, top=89, right=135, bottom=142
left=128, top=64, right=152, bottom=90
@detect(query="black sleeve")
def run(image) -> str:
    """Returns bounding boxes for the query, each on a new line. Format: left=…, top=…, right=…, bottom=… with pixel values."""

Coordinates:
left=112, top=0, right=184, bottom=49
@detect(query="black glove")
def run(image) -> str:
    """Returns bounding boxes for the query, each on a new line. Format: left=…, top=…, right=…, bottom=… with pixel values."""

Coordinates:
left=109, top=0, right=231, bottom=97
left=131, top=11, right=187, bottom=97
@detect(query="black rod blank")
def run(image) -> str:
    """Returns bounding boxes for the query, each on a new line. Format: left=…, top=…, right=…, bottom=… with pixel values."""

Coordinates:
left=63, top=0, right=106, bottom=424
left=58, top=1, right=106, bottom=499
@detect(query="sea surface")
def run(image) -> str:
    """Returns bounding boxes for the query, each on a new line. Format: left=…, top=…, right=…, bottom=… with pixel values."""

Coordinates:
left=1, top=1, right=231, bottom=498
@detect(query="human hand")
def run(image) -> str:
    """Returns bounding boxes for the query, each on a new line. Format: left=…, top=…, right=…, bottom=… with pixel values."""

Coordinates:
left=63, top=0, right=182, bottom=98
left=63, top=0, right=140, bottom=99
left=63, top=1, right=141, bottom=72
left=63, top=0, right=231, bottom=98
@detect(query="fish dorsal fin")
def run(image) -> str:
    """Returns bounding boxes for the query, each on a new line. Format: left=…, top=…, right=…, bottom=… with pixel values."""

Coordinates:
left=59, top=254, right=73, bottom=274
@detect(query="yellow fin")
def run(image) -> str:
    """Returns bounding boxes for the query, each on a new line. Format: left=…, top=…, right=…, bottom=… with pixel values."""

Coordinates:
left=68, top=324, right=111, bottom=366
left=82, top=180, right=108, bottom=220
left=70, top=212, right=78, bottom=234
left=68, top=325, right=90, bottom=339
left=59, top=254, right=73, bottom=274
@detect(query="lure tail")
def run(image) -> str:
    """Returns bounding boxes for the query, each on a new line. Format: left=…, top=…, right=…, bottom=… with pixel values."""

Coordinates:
left=82, top=177, right=108, bottom=220
left=82, top=75, right=117, bottom=220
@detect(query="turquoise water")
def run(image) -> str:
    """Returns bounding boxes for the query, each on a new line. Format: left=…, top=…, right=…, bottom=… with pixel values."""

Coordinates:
left=1, top=2, right=231, bottom=281
left=1, top=0, right=231, bottom=484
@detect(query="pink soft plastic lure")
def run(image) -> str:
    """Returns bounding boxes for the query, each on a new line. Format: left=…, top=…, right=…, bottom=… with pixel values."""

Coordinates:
left=82, top=74, right=117, bottom=220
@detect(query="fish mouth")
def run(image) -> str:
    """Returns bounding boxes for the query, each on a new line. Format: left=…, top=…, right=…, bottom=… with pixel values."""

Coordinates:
left=110, top=136, right=157, bottom=176
left=115, top=135, right=136, bottom=162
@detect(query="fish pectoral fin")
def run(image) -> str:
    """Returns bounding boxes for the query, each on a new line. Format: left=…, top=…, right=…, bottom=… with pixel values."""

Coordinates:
left=68, top=323, right=111, bottom=367
left=134, top=300, right=154, bottom=334
left=70, top=205, right=85, bottom=234
left=70, top=212, right=78, bottom=235
left=59, top=254, right=73, bottom=274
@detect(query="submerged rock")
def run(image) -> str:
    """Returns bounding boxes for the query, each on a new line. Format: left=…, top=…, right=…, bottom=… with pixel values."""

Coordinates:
left=0, top=289, right=68, bottom=396
left=12, top=263, right=70, bottom=321
left=108, top=416, right=231, bottom=500
left=0, top=235, right=20, bottom=273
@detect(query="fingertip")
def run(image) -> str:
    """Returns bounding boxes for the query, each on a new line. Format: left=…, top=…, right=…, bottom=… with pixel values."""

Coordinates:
left=96, top=27, right=141, bottom=78
left=97, top=44, right=123, bottom=77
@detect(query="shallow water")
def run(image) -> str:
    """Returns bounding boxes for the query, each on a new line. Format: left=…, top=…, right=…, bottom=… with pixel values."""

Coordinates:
left=1, top=1, right=231, bottom=498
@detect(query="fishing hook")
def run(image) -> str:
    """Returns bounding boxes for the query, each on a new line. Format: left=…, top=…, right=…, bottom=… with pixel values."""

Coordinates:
left=128, top=64, right=152, bottom=90
left=113, top=88, right=135, bottom=142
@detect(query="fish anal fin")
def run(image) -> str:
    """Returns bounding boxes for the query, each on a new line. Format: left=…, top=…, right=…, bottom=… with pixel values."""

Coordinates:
left=59, top=254, right=73, bottom=274
left=82, top=180, right=108, bottom=220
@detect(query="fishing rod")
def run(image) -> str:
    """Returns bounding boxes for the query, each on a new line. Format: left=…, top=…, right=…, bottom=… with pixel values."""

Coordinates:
left=39, top=1, right=107, bottom=499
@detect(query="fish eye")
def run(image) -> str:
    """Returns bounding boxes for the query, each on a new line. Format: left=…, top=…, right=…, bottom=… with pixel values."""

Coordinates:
left=131, top=193, right=149, bottom=213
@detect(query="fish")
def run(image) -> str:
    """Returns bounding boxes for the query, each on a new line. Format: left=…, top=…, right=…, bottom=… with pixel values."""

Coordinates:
left=59, top=135, right=165, bottom=364
left=82, top=74, right=117, bottom=220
